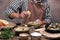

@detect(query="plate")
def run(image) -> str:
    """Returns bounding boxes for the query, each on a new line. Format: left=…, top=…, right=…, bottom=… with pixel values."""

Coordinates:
left=1, top=22, right=16, bottom=28
left=46, top=28, right=60, bottom=33
left=45, top=23, right=60, bottom=33
left=27, top=22, right=40, bottom=28
left=14, top=26, right=30, bottom=33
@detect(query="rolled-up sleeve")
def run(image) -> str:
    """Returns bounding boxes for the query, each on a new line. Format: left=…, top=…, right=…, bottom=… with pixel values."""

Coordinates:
left=22, top=0, right=28, bottom=11
left=5, top=0, right=22, bottom=16
left=45, top=0, right=52, bottom=23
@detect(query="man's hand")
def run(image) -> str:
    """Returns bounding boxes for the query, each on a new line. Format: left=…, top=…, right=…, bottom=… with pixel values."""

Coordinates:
left=35, top=19, right=47, bottom=25
left=20, top=11, right=31, bottom=18
left=35, top=19, right=43, bottom=25
left=9, top=11, right=31, bottom=19
left=20, top=11, right=28, bottom=18
left=9, top=13, right=19, bottom=19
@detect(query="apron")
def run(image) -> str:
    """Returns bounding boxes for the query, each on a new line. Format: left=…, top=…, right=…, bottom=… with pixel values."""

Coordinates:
left=24, top=0, right=45, bottom=23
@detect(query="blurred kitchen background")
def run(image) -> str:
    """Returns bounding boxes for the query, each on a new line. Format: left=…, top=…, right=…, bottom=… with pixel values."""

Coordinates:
left=0, top=0, right=60, bottom=23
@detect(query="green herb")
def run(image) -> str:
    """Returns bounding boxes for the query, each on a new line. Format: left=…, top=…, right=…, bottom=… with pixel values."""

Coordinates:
left=53, top=23, right=58, bottom=29
left=0, top=28, right=15, bottom=39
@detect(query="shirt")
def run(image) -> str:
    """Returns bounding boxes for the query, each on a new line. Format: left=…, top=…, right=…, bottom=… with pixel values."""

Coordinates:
left=5, top=0, right=52, bottom=23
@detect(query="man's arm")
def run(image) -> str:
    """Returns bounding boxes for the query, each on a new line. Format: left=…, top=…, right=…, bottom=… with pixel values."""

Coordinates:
left=22, top=0, right=28, bottom=11
left=44, top=0, right=52, bottom=23
left=40, top=0, right=52, bottom=23
left=5, top=0, right=23, bottom=19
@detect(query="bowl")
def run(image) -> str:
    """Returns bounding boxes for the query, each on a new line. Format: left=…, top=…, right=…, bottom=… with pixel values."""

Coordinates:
left=14, top=26, right=29, bottom=33
left=30, top=32, right=42, bottom=37
left=19, top=33, right=29, bottom=40
left=30, top=32, right=42, bottom=40
left=27, top=22, right=40, bottom=28
left=45, top=23, right=60, bottom=33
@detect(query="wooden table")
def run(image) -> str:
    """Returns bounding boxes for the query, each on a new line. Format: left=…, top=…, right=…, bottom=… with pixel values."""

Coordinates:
left=1, top=28, right=60, bottom=40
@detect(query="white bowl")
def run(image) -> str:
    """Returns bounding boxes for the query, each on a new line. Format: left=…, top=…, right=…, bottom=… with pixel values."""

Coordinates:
left=30, top=32, right=42, bottom=37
